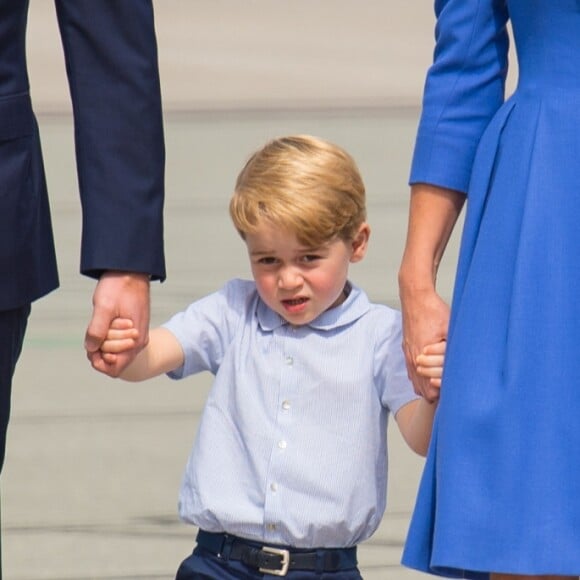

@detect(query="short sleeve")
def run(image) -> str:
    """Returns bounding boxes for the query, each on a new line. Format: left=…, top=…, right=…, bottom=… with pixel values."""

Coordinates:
left=162, top=279, right=257, bottom=379
left=374, top=308, right=419, bottom=415
left=410, top=0, right=510, bottom=193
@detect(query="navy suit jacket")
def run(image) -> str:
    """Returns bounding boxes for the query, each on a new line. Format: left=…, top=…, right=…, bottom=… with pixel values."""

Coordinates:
left=0, top=0, right=166, bottom=311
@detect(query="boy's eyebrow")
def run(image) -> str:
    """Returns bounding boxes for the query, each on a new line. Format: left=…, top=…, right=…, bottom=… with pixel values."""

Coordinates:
left=249, top=249, right=276, bottom=256
left=249, top=244, right=329, bottom=257
left=251, top=246, right=326, bottom=255
left=300, top=244, right=328, bottom=253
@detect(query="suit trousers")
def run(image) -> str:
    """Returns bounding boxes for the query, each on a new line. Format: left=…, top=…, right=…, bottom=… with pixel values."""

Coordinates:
left=175, top=545, right=364, bottom=580
left=0, top=304, right=31, bottom=471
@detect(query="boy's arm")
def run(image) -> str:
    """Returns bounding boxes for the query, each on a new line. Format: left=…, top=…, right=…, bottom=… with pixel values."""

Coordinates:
left=121, top=328, right=184, bottom=381
left=395, top=397, right=438, bottom=457
left=101, top=325, right=184, bottom=382
left=395, top=340, right=445, bottom=456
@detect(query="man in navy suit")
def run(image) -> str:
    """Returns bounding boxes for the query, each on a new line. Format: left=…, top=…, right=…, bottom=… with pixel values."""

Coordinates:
left=0, top=1, right=165, bottom=574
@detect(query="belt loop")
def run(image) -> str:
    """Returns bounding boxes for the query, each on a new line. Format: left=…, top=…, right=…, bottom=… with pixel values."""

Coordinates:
left=315, top=549, right=326, bottom=574
left=196, top=530, right=230, bottom=560
left=221, top=534, right=234, bottom=560
left=319, top=549, right=342, bottom=572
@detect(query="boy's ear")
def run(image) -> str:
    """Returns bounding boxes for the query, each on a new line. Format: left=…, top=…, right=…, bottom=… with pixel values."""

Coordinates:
left=350, top=223, right=370, bottom=263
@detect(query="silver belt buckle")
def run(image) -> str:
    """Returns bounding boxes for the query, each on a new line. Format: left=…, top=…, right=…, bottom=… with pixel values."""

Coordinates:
left=258, top=546, right=290, bottom=576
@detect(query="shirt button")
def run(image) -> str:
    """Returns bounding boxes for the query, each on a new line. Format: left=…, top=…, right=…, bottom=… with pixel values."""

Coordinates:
left=270, top=483, right=278, bottom=492
left=282, top=400, right=291, bottom=410
left=285, top=356, right=293, bottom=366
left=267, top=523, right=277, bottom=531
left=278, top=440, right=287, bottom=449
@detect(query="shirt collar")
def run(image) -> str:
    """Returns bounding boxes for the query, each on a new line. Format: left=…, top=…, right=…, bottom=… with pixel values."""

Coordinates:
left=256, top=282, right=371, bottom=332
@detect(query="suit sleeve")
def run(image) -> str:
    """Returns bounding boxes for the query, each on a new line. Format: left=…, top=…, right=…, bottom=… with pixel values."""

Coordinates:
left=410, top=0, right=510, bottom=194
left=55, top=0, right=166, bottom=280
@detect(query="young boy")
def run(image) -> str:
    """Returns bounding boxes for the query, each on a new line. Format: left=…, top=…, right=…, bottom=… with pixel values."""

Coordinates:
left=98, top=135, right=444, bottom=579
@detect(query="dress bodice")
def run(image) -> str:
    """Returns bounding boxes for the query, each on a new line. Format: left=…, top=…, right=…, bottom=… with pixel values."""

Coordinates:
left=510, top=0, right=580, bottom=90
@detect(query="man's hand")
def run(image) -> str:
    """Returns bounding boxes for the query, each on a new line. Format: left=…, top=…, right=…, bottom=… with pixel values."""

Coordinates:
left=85, top=271, right=150, bottom=377
left=400, top=287, right=449, bottom=402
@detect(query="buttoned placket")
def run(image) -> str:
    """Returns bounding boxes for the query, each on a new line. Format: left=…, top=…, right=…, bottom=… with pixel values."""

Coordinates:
left=263, top=324, right=299, bottom=540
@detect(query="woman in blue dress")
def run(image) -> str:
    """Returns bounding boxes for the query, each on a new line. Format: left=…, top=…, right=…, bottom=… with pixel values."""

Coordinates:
left=398, top=0, right=580, bottom=578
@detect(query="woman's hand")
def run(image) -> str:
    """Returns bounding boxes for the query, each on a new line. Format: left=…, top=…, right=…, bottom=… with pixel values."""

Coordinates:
left=400, top=287, right=449, bottom=401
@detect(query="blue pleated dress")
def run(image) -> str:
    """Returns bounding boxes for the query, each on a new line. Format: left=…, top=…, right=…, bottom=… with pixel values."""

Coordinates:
left=402, top=0, right=580, bottom=577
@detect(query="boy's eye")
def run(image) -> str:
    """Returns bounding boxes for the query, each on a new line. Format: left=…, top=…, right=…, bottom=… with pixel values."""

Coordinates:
left=301, top=254, right=321, bottom=263
left=257, top=257, right=278, bottom=265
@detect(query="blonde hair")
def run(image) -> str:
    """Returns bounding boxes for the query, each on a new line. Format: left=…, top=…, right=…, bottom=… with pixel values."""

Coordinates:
left=230, top=135, right=366, bottom=246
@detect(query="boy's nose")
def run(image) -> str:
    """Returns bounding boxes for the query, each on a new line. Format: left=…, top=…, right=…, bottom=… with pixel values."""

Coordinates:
left=277, top=267, right=302, bottom=289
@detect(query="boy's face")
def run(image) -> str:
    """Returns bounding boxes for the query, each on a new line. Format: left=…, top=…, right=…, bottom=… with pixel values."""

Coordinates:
left=245, top=222, right=369, bottom=326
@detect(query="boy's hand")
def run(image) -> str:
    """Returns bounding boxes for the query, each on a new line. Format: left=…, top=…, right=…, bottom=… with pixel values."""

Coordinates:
left=85, top=271, right=150, bottom=377
left=416, top=340, right=446, bottom=389
left=100, top=318, right=140, bottom=365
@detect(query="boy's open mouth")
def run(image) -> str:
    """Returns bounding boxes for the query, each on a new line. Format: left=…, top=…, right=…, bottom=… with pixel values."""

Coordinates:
left=282, top=298, right=308, bottom=306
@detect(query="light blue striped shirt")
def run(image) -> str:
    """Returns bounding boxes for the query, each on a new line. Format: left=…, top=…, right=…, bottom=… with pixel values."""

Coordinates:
left=163, top=278, right=417, bottom=548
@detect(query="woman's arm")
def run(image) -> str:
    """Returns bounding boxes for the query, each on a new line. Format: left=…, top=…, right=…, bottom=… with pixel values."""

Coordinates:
left=398, top=183, right=464, bottom=400
left=399, top=0, right=510, bottom=401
